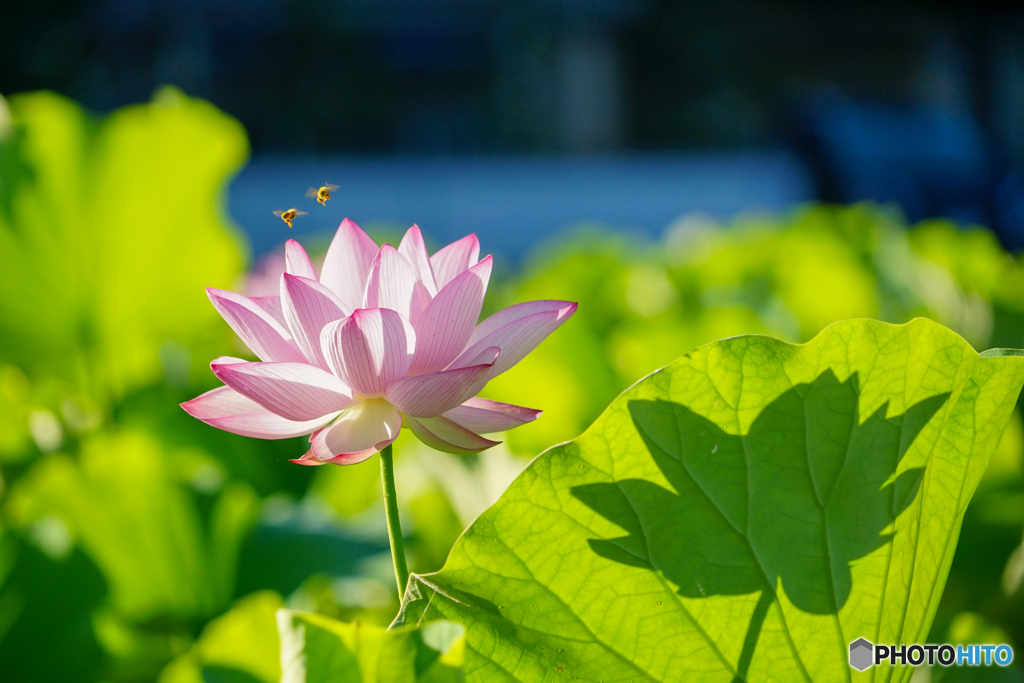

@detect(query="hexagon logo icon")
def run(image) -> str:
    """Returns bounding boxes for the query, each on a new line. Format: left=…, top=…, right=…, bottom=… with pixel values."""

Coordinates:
left=850, top=638, right=874, bottom=671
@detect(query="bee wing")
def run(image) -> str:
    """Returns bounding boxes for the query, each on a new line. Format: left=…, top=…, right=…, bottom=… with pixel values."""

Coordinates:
left=295, top=210, right=309, bottom=216
left=324, top=183, right=339, bottom=191
left=273, top=209, right=285, bottom=217
left=305, top=187, right=319, bottom=198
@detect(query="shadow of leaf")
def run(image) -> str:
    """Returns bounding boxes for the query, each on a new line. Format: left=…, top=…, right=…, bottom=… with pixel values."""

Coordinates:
left=573, top=369, right=947, bottom=679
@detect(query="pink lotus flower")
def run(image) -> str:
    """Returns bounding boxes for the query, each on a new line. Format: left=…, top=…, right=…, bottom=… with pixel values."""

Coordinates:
left=182, top=219, right=577, bottom=465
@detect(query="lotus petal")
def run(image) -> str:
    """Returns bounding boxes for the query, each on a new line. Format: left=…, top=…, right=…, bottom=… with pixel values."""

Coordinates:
left=409, top=257, right=492, bottom=375
left=453, top=302, right=577, bottom=377
left=284, top=239, right=318, bottom=280
left=363, top=244, right=431, bottom=324
left=250, top=295, right=286, bottom=327
left=405, top=414, right=500, bottom=454
left=398, top=224, right=438, bottom=296
left=212, top=359, right=354, bottom=422
left=321, top=308, right=411, bottom=397
left=307, top=398, right=402, bottom=464
left=181, top=385, right=338, bottom=439
left=443, top=396, right=541, bottom=434
left=207, top=287, right=305, bottom=363
left=280, top=274, right=348, bottom=370
left=385, top=349, right=497, bottom=417
left=320, top=218, right=379, bottom=311
left=430, top=233, right=480, bottom=289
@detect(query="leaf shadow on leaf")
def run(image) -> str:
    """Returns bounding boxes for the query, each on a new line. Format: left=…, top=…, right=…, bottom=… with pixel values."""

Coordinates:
left=572, top=369, right=947, bottom=681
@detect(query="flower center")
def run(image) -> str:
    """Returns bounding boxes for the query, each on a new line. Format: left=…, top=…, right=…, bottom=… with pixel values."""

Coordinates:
left=335, top=398, right=398, bottom=437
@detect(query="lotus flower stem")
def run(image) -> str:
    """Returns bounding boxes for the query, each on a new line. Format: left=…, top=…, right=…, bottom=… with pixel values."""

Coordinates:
left=379, top=443, right=409, bottom=601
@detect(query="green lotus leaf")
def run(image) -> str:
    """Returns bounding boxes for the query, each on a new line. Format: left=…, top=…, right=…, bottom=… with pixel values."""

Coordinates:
left=5, top=430, right=259, bottom=621
left=396, top=318, right=1024, bottom=682
left=158, top=591, right=284, bottom=683
left=0, top=87, right=246, bottom=399
left=279, top=610, right=464, bottom=682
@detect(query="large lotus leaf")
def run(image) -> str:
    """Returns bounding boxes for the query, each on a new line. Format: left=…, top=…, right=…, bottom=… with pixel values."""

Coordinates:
left=0, top=88, right=246, bottom=397
left=279, top=610, right=464, bottom=682
left=395, top=318, right=1024, bottom=682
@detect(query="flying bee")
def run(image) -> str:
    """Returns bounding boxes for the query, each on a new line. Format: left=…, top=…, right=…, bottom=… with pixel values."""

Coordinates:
left=273, top=208, right=307, bottom=228
left=305, top=183, right=339, bottom=206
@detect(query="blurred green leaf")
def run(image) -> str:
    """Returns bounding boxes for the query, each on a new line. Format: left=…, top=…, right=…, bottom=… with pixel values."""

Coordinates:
left=310, top=455, right=382, bottom=519
left=492, top=204, right=1024, bottom=458
left=210, top=482, right=264, bottom=607
left=984, top=410, right=1024, bottom=486
left=4, top=430, right=259, bottom=621
left=407, top=489, right=465, bottom=575
left=287, top=573, right=398, bottom=629
left=0, top=541, right=108, bottom=682
left=171, top=595, right=463, bottom=683
left=1003, top=533, right=1024, bottom=598
left=397, top=318, right=1024, bottom=682
left=234, top=516, right=388, bottom=601
left=0, top=364, right=31, bottom=461
left=158, top=590, right=284, bottom=683
left=927, top=612, right=1020, bottom=683
left=279, top=610, right=464, bottom=682
left=0, top=87, right=246, bottom=400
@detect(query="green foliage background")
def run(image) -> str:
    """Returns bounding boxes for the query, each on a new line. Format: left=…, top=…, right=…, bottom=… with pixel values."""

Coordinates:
left=2, top=90, right=1024, bottom=681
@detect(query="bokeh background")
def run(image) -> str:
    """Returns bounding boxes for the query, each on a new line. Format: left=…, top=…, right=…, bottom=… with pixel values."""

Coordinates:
left=3, top=1, right=1024, bottom=681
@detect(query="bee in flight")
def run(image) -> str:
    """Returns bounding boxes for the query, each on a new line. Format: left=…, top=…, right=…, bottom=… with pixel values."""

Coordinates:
left=273, top=208, right=307, bottom=228
left=306, top=183, right=339, bottom=206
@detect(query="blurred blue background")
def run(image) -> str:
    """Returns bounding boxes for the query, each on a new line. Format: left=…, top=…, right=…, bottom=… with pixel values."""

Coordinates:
left=6, top=0, right=1024, bottom=252
left=230, top=152, right=813, bottom=257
